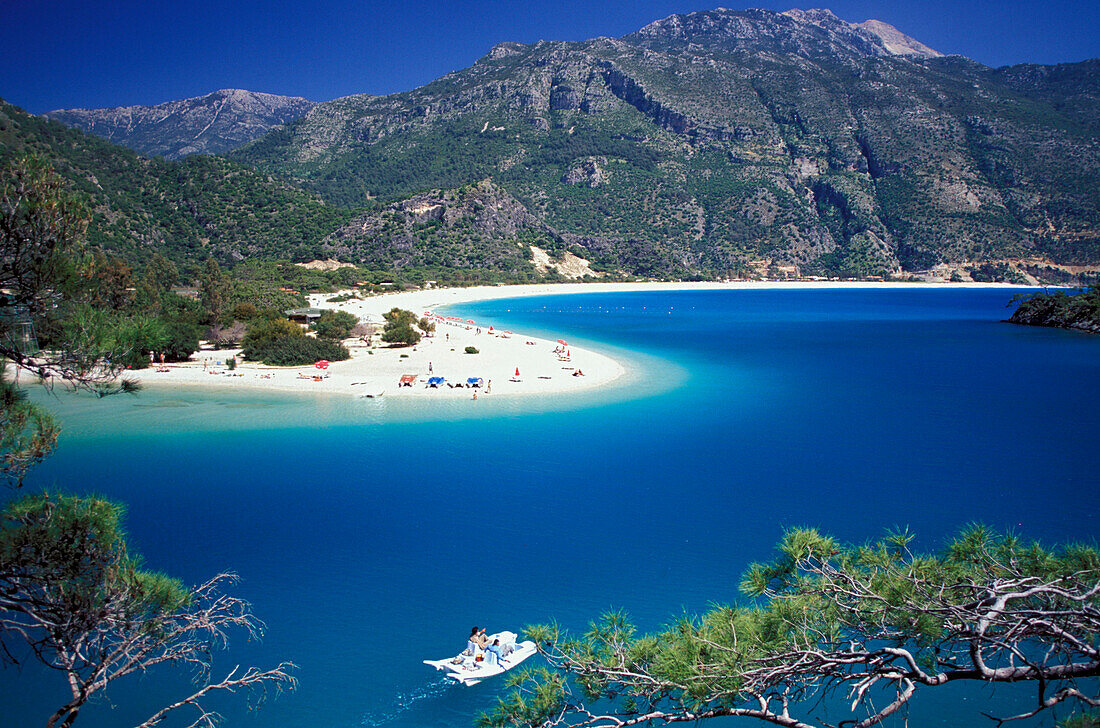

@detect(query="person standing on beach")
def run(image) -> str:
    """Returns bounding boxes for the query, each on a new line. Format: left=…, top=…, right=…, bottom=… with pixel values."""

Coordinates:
left=428, top=362, right=433, bottom=373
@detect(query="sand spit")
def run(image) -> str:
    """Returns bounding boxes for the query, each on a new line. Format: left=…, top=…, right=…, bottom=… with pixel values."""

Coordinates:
left=125, top=281, right=1027, bottom=400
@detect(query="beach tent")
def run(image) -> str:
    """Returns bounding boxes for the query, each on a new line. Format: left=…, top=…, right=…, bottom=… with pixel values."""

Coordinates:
left=427, top=376, right=445, bottom=388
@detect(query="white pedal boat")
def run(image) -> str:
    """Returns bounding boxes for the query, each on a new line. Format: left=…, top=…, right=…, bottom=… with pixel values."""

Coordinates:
left=424, top=631, right=537, bottom=686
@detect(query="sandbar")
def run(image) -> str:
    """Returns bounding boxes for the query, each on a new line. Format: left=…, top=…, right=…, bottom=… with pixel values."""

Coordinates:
left=123, top=280, right=1027, bottom=400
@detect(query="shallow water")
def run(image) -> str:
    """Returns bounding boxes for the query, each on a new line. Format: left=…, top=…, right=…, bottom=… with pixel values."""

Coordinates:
left=6, top=288, right=1099, bottom=728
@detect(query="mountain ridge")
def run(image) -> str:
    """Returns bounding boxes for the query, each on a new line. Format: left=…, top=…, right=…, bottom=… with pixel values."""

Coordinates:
left=228, top=7, right=1098, bottom=276
left=45, top=89, right=316, bottom=160
left=15, top=7, right=1100, bottom=281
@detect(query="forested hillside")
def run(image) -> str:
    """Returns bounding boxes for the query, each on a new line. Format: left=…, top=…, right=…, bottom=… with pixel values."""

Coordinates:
left=0, top=100, right=351, bottom=274
left=230, top=8, right=1100, bottom=279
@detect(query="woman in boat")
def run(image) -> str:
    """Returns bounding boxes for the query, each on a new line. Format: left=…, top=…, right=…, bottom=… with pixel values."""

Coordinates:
left=468, top=626, right=490, bottom=652
left=486, top=638, right=509, bottom=665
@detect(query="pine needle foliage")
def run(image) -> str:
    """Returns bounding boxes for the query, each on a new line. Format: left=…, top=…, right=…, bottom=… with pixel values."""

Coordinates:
left=486, top=527, right=1100, bottom=728
left=0, top=493, right=297, bottom=728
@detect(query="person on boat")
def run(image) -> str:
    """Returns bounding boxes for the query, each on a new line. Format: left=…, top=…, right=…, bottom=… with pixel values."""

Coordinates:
left=486, top=638, right=509, bottom=665
left=468, top=626, right=489, bottom=652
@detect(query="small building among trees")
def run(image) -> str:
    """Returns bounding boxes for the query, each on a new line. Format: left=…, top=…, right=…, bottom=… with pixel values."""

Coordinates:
left=284, top=307, right=326, bottom=326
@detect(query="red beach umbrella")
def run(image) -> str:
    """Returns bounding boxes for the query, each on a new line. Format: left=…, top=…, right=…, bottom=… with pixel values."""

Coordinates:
left=467, top=319, right=475, bottom=324
left=557, top=339, right=567, bottom=345
left=315, top=360, right=330, bottom=370
left=489, top=326, right=494, bottom=332
left=515, top=367, right=520, bottom=377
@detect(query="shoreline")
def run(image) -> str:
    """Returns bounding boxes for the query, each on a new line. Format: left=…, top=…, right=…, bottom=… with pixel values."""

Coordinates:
left=125, top=280, right=1031, bottom=400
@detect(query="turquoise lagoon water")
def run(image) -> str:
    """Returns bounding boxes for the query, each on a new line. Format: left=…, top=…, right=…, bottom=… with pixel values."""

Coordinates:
left=5, top=288, right=1100, bottom=728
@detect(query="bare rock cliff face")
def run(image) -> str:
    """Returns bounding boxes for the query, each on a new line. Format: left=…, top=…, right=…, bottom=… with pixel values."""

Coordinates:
left=46, top=89, right=316, bottom=160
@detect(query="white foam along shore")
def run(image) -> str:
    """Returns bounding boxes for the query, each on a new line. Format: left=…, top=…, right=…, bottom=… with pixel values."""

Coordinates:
left=124, top=280, right=1028, bottom=399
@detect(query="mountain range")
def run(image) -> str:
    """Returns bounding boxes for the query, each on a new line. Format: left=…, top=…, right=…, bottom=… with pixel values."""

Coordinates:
left=46, top=89, right=315, bottom=160
left=23, top=8, right=1100, bottom=281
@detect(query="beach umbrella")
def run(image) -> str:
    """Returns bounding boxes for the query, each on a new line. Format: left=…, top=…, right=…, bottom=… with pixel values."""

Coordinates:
left=515, top=367, right=520, bottom=377
left=503, top=330, right=513, bottom=335
left=557, top=339, right=567, bottom=345
left=466, top=319, right=475, bottom=324
left=315, top=360, right=330, bottom=370
left=489, top=326, right=494, bottom=332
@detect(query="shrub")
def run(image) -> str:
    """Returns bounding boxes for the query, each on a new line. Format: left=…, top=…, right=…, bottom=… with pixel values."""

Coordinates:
left=231, top=302, right=260, bottom=321
left=240, top=318, right=304, bottom=360
left=247, top=335, right=350, bottom=366
left=381, top=308, right=422, bottom=347
left=382, top=325, right=421, bottom=346
left=312, top=310, right=359, bottom=340
left=116, top=316, right=168, bottom=370
left=464, top=346, right=479, bottom=354
left=160, top=322, right=201, bottom=362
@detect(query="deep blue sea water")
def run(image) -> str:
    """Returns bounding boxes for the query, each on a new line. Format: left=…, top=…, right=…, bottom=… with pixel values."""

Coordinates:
left=5, top=288, right=1099, bottom=728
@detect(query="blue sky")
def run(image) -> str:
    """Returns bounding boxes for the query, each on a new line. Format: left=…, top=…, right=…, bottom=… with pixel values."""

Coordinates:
left=2, top=0, right=1098, bottom=113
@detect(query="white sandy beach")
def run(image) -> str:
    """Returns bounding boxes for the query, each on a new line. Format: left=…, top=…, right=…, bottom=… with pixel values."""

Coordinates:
left=126, top=280, right=1026, bottom=399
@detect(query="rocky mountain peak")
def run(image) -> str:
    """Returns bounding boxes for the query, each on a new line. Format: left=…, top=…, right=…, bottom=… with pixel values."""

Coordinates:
left=46, top=89, right=316, bottom=160
left=487, top=42, right=528, bottom=60
left=625, top=7, right=942, bottom=62
left=854, top=19, right=942, bottom=58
